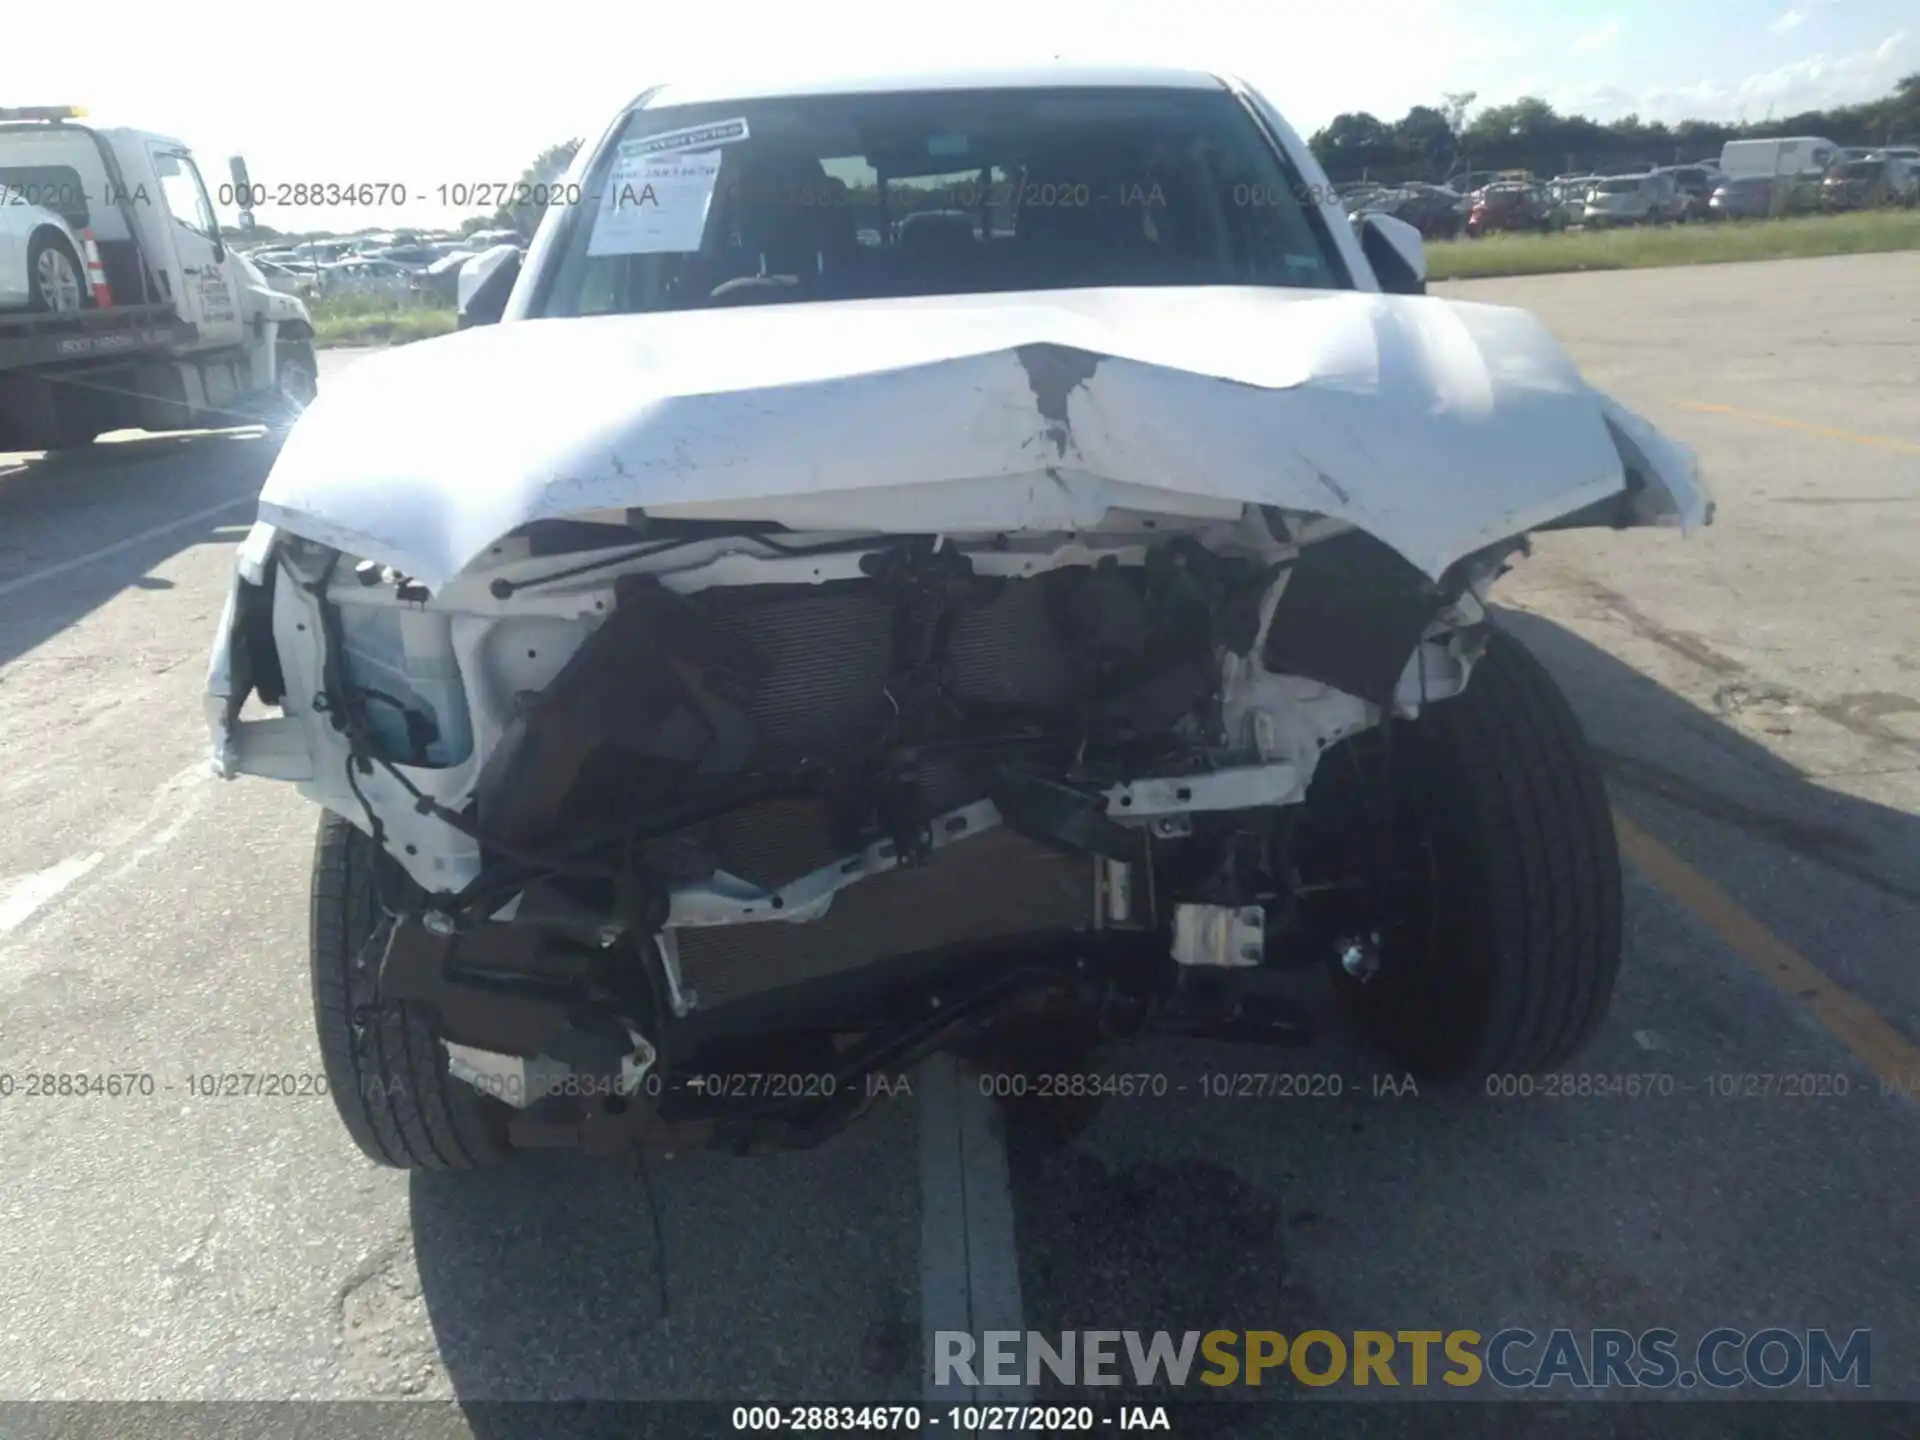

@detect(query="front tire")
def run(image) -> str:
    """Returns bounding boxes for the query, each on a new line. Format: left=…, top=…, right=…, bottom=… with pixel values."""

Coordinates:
left=309, top=811, right=511, bottom=1170
left=1313, top=628, right=1623, bottom=1080
left=27, top=231, right=86, bottom=313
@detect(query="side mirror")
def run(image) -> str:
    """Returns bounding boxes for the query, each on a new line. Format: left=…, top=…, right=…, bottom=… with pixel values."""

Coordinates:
left=457, top=244, right=521, bottom=329
left=1359, top=212, right=1426, bottom=296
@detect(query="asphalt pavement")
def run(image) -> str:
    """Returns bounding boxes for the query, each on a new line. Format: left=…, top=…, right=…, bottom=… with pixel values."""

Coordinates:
left=2, top=254, right=1918, bottom=1427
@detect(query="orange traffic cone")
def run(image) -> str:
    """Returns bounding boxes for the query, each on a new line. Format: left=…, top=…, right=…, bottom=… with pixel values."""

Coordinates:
left=79, top=228, right=113, bottom=307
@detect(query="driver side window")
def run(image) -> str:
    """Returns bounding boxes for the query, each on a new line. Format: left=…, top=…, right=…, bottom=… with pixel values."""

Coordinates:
left=154, top=151, right=217, bottom=238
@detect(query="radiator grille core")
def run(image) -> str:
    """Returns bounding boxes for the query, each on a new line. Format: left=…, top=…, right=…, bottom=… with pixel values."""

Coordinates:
left=676, top=578, right=1095, bottom=1006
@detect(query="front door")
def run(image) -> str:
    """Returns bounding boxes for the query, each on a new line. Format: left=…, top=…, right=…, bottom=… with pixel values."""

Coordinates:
left=150, top=146, right=244, bottom=350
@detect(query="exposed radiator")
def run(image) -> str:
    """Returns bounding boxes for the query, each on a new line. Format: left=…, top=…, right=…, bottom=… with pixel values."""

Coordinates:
left=678, top=577, right=1094, bottom=1005
left=699, top=577, right=1081, bottom=768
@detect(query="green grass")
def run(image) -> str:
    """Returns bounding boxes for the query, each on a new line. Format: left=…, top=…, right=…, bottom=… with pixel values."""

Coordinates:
left=1426, top=208, right=1920, bottom=281
left=311, top=291, right=458, bottom=348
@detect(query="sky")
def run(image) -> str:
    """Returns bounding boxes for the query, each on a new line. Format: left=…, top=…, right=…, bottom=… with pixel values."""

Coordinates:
left=15, top=0, right=1912, bottom=232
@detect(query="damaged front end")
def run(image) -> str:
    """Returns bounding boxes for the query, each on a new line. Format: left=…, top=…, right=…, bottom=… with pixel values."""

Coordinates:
left=204, top=299, right=1709, bottom=1156
left=209, top=509, right=1536, bottom=1153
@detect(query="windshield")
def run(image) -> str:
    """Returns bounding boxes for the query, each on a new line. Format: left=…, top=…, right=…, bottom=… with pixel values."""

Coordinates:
left=1834, top=161, right=1883, bottom=179
left=1594, top=178, right=1642, bottom=195
left=536, top=86, right=1346, bottom=316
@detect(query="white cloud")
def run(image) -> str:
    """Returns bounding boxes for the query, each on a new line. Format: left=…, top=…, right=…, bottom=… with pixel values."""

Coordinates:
left=1768, top=0, right=1836, bottom=36
left=1577, top=18, right=1622, bottom=52
left=1555, top=31, right=1912, bottom=125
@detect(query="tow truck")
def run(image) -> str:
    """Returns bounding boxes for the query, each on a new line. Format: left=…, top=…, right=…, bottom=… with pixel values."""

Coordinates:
left=0, top=106, right=316, bottom=450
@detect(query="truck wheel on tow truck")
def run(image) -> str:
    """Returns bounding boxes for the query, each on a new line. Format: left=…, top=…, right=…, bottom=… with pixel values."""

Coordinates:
left=27, top=231, right=86, bottom=313
left=309, top=811, right=511, bottom=1170
left=1307, top=628, right=1623, bottom=1080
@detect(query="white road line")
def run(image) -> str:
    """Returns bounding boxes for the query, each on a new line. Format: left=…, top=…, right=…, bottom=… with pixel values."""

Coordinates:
left=920, top=1053, right=1028, bottom=1409
left=0, top=766, right=209, bottom=959
left=0, top=496, right=253, bottom=602
left=0, top=853, right=105, bottom=935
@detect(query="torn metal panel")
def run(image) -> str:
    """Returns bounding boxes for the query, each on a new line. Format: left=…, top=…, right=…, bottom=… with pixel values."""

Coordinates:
left=257, top=286, right=1709, bottom=594
left=1259, top=529, right=1449, bottom=706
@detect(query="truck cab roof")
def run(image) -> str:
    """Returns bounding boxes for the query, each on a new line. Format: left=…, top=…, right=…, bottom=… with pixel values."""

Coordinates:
left=0, top=115, right=190, bottom=153
left=638, top=62, right=1233, bottom=110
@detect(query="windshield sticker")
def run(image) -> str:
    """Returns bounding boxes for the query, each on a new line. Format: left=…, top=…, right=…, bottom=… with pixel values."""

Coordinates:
left=620, top=117, right=751, bottom=158
left=589, top=149, right=723, bottom=256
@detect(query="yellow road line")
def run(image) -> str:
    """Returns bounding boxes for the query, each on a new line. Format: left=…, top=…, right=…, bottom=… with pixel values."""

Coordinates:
left=1674, top=400, right=1920, bottom=456
left=1613, top=809, right=1920, bottom=1088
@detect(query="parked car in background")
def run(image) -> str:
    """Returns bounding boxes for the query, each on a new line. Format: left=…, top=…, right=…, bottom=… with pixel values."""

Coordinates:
left=1546, top=176, right=1597, bottom=227
left=365, top=243, right=441, bottom=270
left=1448, top=169, right=1501, bottom=196
left=248, top=254, right=323, bottom=299
left=291, top=239, right=356, bottom=265
left=1658, top=165, right=1721, bottom=221
left=0, top=183, right=89, bottom=312
left=1335, top=180, right=1391, bottom=213
left=1465, top=181, right=1558, bottom=236
left=318, top=256, right=418, bottom=302
left=1707, top=173, right=1815, bottom=220
left=418, top=248, right=488, bottom=304
left=1583, top=171, right=1679, bottom=227
left=1351, top=183, right=1467, bottom=239
left=1820, top=155, right=1920, bottom=211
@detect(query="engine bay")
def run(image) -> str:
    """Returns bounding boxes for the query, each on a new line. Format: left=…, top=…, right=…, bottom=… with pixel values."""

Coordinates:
left=211, top=508, right=1501, bottom=1149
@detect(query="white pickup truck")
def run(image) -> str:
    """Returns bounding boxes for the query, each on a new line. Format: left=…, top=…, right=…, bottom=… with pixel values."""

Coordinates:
left=0, top=106, right=316, bottom=449
left=208, top=64, right=1712, bottom=1173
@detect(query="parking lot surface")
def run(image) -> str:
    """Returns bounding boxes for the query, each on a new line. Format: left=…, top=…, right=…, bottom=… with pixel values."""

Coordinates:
left=2, top=253, right=1917, bottom=1425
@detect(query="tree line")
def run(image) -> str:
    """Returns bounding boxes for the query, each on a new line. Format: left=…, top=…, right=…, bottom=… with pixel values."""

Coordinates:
left=1307, top=74, right=1920, bottom=183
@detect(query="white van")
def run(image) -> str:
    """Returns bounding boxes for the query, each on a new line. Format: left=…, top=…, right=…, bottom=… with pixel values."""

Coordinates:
left=1719, top=137, right=1837, bottom=180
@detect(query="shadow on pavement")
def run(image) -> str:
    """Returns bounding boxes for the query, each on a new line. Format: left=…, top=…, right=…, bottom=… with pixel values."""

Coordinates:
left=1499, top=604, right=1920, bottom=951
left=410, top=1101, right=922, bottom=1430
left=0, top=428, right=277, bottom=669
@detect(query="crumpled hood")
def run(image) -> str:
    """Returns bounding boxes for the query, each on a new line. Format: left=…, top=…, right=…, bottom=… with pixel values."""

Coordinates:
left=261, top=286, right=1708, bottom=591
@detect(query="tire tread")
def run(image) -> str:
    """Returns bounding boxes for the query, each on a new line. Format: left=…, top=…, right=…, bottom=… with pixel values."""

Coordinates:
left=1417, top=627, right=1623, bottom=1075
left=309, top=811, right=509, bottom=1170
